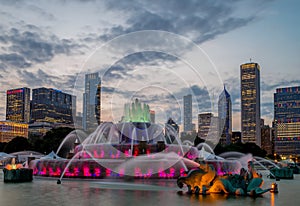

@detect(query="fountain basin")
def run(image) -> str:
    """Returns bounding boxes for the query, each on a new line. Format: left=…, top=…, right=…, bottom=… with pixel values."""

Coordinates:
left=30, top=158, right=192, bottom=179
left=269, top=167, right=294, bottom=179
left=3, top=168, right=33, bottom=183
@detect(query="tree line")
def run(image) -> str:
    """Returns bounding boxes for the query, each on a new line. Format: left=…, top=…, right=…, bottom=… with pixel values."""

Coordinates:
left=0, top=127, right=74, bottom=155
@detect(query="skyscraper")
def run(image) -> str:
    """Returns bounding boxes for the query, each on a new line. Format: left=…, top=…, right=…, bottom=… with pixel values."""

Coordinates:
left=274, top=86, right=300, bottom=157
left=183, top=94, right=192, bottom=132
left=6, top=87, right=30, bottom=123
left=218, top=86, right=232, bottom=145
left=198, top=113, right=213, bottom=138
left=198, top=113, right=218, bottom=145
left=240, top=62, right=261, bottom=147
left=83, top=72, right=101, bottom=132
left=31, top=88, right=75, bottom=124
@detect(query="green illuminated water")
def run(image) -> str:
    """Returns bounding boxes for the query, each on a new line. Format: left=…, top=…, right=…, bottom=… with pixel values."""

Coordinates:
left=123, top=99, right=150, bottom=123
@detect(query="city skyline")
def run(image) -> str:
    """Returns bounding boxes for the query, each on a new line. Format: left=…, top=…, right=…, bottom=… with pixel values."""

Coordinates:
left=0, top=0, right=300, bottom=130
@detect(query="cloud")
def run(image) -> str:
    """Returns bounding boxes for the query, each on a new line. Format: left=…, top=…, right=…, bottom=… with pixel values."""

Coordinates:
left=18, top=68, right=77, bottom=92
left=100, top=0, right=268, bottom=43
left=0, top=53, right=31, bottom=68
left=0, top=25, right=82, bottom=69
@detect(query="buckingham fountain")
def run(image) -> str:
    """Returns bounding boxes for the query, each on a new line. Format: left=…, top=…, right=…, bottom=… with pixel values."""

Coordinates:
left=29, top=99, right=200, bottom=180
left=28, top=99, right=278, bottom=196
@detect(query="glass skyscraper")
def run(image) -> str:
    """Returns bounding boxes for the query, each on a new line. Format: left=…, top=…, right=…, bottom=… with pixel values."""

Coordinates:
left=240, top=62, right=261, bottom=147
left=218, top=86, right=232, bottom=145
left=31, top=88, right=75, bottom=124
left=274, top=86, right=300, bottom=157
left=82, top=72, right=101, bottom=132
left=6, top=87, right=30, bottom=123
left=183, top=94, right=192, bottom=132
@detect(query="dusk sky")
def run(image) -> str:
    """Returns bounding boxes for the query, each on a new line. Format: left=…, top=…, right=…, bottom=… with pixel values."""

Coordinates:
left=0, top=0, right=299, bottom=131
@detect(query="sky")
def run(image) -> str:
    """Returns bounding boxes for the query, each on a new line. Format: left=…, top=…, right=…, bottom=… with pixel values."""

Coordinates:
left=0, top=0, right=300, bottom=131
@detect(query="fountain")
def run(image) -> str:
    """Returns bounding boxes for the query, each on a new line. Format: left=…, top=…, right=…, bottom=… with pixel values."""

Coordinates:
left=28, top=98, right=281, bottom=198
left=29, top=99, right=201, bottom=181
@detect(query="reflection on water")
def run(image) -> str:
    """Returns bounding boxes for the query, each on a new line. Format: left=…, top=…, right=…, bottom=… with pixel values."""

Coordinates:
left=1, top=173, right=300, bottom=206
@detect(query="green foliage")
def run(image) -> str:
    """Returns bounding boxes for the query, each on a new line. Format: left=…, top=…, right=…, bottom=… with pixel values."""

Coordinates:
left=0, top=142, right=7, bottom=152
left=214, top=142, right=267, bottom=157
left=3, top=136, right=31, bottom=153
left=34, top=127, right=74, bottom=154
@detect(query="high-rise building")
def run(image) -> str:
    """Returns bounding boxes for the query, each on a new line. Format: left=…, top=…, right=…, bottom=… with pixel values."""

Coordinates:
left=261, top=125, right=272, bottom=155
left=240, top=62, right=261, bottom=147
left=274, top=86, right=300, bottom=157
left=83, top=72, right=101, bottom=132
left=6, top=87, right=30, bottom=123
left=198, top=113, right=218, bottom=145
left=31, top=88, right=75, bottom=124
left=218, top=86, right=232, bottom=145
left=183, top=94, right=192, bottom=132
left=0, top=121, right=28, bottom=143
left=232, top=131, right=241, bottom=144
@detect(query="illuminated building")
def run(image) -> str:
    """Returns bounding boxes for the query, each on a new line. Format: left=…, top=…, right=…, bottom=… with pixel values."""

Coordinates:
left=83, top=72, right=101, bottom=132
left=183, top=94, right=192, bottom=132
left=261, top=119, right=272, bottom=155
left=198, top=113, right=218, bottom=139
left=28, top=122, right=53, bottom=138
left=274, top=86, right=300, bottom=157
left=6, top=87, right=30, bottom=123
left=232, top=131, right=241, bottom=144
left=218, top=86, right=232, bottom=145
left=0, top=121, right=28, bottom=143
left=240, top=62, right=261, bottom=147
left=31, top=88, right=76, bottom=124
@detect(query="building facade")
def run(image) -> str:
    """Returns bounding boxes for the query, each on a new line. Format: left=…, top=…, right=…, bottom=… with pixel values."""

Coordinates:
left=218, top=86, right=232, bottom=145
left=83, top=72, right=101, bottom=132
left=0, top=121, right=28, bottom=143
left=240, top=62, right=261, bottom=147
left=6, top=87, right=30, bottom=123
left=261, top=119, right=272, bottom=155
left=31, top=88, right=75, bottom=124
left=183, top=94, right=192, bottom=132
left=198, top=113, right=218, bottom=145
left=274, top=86, right=300, bottom=157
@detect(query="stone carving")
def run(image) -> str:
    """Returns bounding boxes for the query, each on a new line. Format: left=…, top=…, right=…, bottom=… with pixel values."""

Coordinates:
left=177, top=161, right=273, bottom=197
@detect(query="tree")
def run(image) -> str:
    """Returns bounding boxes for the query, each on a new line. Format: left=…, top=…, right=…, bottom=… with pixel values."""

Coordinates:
left=3, top=136, right=31, bottom=153
left=214, top=142, right=267, bottom=158
left=194, top=134, right=205, bottom=147
left=0, top=142, right=7, bottom=152
left=35, top=127, right=74, bottom=155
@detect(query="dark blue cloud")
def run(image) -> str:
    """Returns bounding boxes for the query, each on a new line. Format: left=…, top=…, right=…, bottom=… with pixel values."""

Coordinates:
left=0, top=26, right=81, bottom=69
left=100, top=0, right=270, bottom=43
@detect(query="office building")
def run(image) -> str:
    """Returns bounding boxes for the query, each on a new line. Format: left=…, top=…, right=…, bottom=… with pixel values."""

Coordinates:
left=274, top=86, right=300, bottom=157
left=83, top=72, right=101, bottom=132
left=0, top=121, right=28, bottom=143
left=183, top=94, right=192, bottom=132
left=6, top=87, right=30, bottom=123
left=240, top=62, right=261, bottom=147
left=198, top=113, right=218, bottom=145
left=31, top=88, right=75, bottom=124
left=218, top=86, right=232, bottom=145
